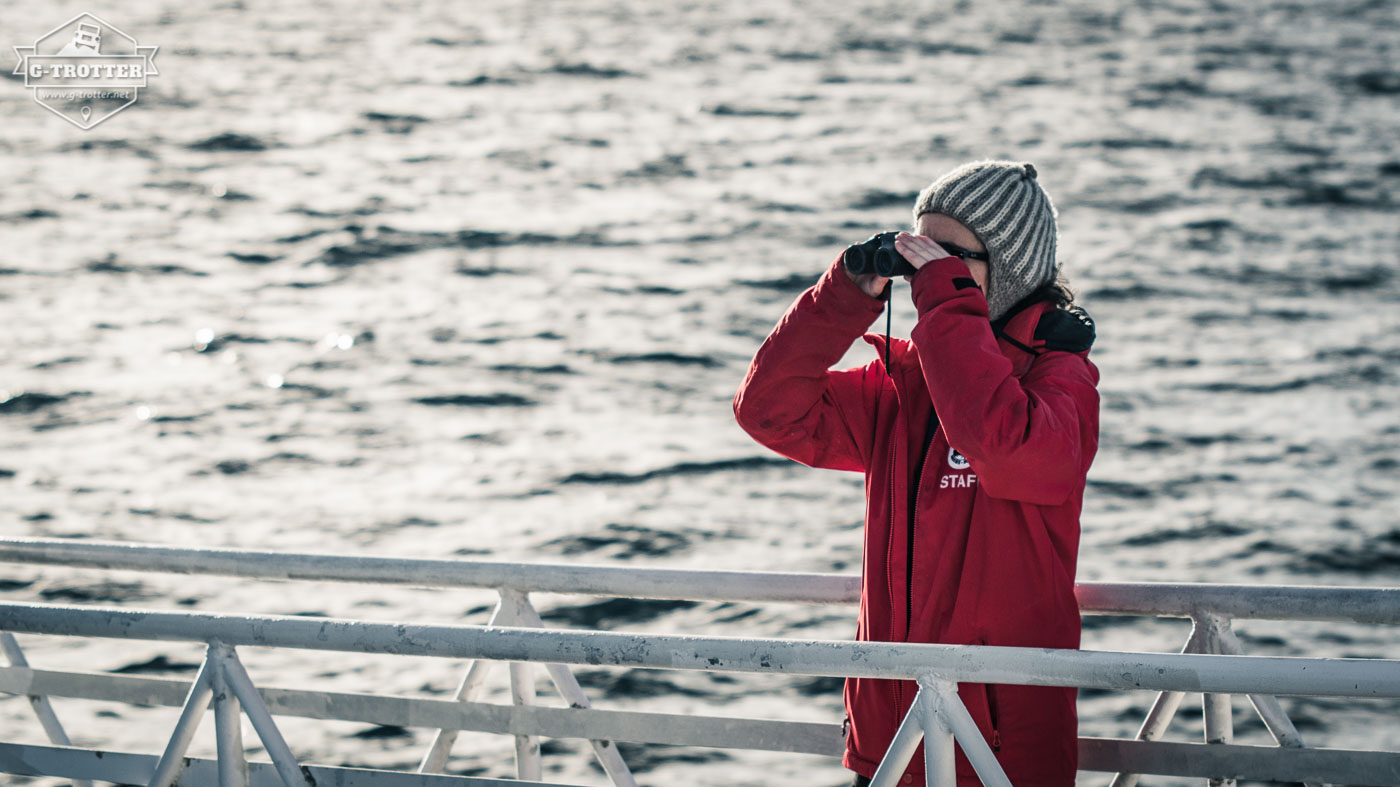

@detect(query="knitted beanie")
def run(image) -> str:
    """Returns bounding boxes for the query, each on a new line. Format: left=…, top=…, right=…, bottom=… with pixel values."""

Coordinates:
left=913, top=159, right=1060, bottom=321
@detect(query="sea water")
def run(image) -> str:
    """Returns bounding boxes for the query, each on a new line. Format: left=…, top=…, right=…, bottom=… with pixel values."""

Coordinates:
left=0, top=0, right=1396, bottom=784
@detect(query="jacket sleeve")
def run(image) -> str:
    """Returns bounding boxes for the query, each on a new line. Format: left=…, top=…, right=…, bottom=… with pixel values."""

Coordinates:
left=907, top=256, right=1100, bottom=505
left=732, top=254, right=888, bottom=473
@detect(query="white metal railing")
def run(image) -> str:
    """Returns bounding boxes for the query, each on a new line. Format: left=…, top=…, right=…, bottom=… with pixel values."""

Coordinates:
left=0, top=536, right=1396, bottom=787
left=4, top=537, right=1399, bottom=618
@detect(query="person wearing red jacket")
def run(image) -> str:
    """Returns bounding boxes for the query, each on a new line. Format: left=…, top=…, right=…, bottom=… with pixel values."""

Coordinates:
left=733, top=160, right=1099, bottom=786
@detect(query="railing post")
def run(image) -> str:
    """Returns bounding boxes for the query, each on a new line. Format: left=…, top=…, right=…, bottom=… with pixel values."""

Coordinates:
left=509, top=659, right=543, bottom=780
left=502, top=590, right=543, bottom=781
left=0, top=633, right=94, bottom=787
left=917, top=685, right=956, bottom=786
left=507, top=593, right=639, bottom=787
left=418, top=595, right=509, bottom=773
left=209, top=644, right=250, bottom=787
left=919, top=674, right=1012, bottom=787
left=1196, top=613, right=1236, bottom=787
left=869, top=689, right=926, bottom=787
left=1213, top=622, right=1321, bottom=787
left=147, top=646, right=217, bottom=787
left=869, top=675, right=1013, bottom=787
left=1202, top=690, right=1235, bottom=786
left=218, top=643, right=315, bottom=787
left=1109, top=619, right=1209, bottom=787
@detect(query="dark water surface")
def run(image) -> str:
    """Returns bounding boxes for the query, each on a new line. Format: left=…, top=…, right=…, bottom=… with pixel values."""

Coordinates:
left=0, top=0, right=1396, bottom=783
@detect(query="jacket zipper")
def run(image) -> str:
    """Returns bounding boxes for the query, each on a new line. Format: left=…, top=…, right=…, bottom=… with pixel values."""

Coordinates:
left=905, top=435, right=933, bottom=643
left=887, top=415, right=901, bottom=718
left=905, top=406, right=939, bottom=642
left=986, top=684, right=1002, bottom=751
left=981, top=651, right=1002, bottom=753
left=894, top=410, right=936, bottom=721
left=886, top=435, right=897, bottom=642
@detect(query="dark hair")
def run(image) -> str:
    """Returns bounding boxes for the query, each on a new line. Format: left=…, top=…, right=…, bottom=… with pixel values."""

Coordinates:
left=990, top=264, right=1079, bottom=334
left=1020, top=264, right=1076, bottom=309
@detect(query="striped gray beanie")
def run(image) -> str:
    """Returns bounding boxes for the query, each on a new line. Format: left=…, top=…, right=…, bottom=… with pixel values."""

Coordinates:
left=913, top=159, right=1060, bottom=321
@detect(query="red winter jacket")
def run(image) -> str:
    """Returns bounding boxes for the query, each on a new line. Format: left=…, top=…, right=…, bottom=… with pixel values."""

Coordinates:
left=733, top=251, right=1099, bottom=785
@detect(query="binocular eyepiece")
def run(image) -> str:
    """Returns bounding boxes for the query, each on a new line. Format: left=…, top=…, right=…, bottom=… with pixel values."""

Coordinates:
left=842, top=232, right=915, bottom=279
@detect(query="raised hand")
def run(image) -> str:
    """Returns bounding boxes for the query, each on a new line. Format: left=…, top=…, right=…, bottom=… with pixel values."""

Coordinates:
left=893, top=232, right=954, bottom=272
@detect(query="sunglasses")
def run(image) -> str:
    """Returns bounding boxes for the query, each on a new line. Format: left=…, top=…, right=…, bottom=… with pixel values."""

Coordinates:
left=938, top=241, right=990, bottom=263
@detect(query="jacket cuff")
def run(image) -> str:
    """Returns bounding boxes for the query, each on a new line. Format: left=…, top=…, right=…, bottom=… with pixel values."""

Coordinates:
left=909, top=255, right=987, bottom=317
left=815, top=252, right=888, bottom=318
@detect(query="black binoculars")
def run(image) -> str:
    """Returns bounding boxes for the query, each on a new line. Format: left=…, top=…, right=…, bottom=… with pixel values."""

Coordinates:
left=843, top=231, right=989, bottom=279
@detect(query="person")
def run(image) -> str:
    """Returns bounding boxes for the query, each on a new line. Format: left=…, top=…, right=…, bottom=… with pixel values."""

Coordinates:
left=733, top=159, right=1099, bottom=785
